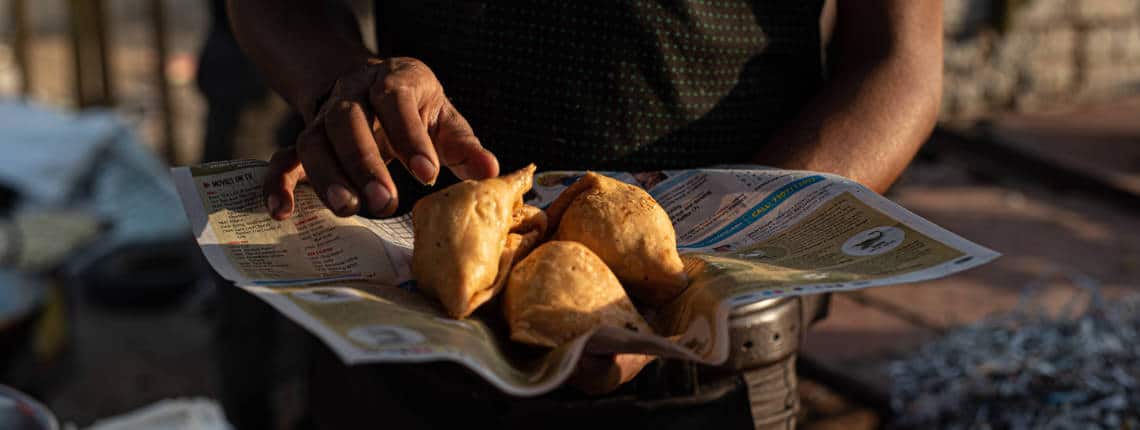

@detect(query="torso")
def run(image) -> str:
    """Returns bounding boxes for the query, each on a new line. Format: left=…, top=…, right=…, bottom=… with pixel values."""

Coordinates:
left=375, top=0, right=823, bottom=173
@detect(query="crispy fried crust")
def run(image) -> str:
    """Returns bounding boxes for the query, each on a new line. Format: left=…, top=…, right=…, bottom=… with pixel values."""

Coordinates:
left=504, top=241, right=652, bottom=347
left=548, top=173, right=688, bottom=305
left=411, top=164, right=538, bottom=318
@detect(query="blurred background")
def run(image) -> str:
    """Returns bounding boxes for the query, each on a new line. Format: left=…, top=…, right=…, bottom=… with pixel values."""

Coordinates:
left=0, top=0, right=1137, bottom=429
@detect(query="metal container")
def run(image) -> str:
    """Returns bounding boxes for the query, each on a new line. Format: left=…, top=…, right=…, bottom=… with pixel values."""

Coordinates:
left=500, top=294, right=829, bottom=430
left=726, top=295, right=827, bottom=429
left=0, top=384, right=59, bottom=430
left=304, top=293, right=832, bottom=429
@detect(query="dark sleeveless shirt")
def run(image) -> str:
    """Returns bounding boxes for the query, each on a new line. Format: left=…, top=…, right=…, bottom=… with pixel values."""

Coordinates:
left=373, top=1, right=824, bottom=206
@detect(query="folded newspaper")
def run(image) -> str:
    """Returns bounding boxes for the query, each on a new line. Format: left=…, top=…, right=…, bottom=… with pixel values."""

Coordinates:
left=172, top=160, right=998, bottom=396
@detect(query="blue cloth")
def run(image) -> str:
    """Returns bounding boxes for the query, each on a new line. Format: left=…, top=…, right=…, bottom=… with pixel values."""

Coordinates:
left=0, top=101, right=192, bottom=274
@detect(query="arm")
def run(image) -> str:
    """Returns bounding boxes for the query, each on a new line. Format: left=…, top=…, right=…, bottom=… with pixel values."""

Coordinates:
left=229, top=1, right=633, bottom=395
left=226, top=0, right=371, bottom=122
left=758, top=0, right=943, bottom=194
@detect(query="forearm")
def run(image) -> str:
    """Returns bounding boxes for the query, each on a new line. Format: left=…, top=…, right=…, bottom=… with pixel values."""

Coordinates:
left=226, top=0, right=374, bottom=121
left=759, top=1, right=942, bottom=194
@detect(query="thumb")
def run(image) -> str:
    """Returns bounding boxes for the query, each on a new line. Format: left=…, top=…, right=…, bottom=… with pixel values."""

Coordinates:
left=263, top=148, right=307, bottom=220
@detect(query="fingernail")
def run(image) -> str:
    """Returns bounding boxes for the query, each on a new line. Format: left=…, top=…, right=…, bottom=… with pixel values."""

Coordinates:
left=267, top=195, right=280, bottom=215
left=364, top=181, right=392, bottom=215
left=409, top=155, right=437, bottom=185
left=326, top=184, right=356, bottom=214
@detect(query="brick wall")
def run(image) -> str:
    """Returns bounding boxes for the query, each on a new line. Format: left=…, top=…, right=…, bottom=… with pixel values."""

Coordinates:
left=942, top=0, right=1140, bottom=120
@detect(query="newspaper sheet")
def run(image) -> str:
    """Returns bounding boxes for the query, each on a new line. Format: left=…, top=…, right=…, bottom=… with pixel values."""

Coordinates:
left=172, top=160, right=998, bottom=396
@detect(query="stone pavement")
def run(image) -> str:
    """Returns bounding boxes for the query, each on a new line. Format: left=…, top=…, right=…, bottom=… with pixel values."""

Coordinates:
left=801, top=98, right=1140, bottom=400
left=989, top=95, right=1140, bottom=195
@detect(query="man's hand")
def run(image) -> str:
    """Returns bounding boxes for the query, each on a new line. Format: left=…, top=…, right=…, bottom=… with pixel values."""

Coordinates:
left=569, top=353, right=654, bottom=395
left=263, top=58, right=499, bottom=220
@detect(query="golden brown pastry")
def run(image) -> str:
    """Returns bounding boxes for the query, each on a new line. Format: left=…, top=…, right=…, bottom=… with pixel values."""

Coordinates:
left=504, top=241, right=652, bottom=347
left=546, top=172, right=688, bottom=305
left=509, top=204, right=547, bottom=258
left=412, top=164, right=540, bottom=318
left=489, top=204, right=547, bottom=298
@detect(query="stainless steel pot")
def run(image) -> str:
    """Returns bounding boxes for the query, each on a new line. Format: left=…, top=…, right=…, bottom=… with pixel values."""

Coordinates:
left=0, top=384, right=59, bottom=430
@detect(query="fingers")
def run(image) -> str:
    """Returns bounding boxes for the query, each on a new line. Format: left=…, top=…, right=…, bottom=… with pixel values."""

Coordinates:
left=569, top=353, right=654, bottom=395
left=568, top=355, right=617, bottom=395
left=371, top=67, right=440, bottom=185
left=614, top=354, right=654, bottom=383
left=324, top=99, right=399, bottom=217
left=434, top=102, right=499, bottom=180
left=296, top=126, right=360, bottom=217
left=264, top=148, right=306, bottom=220
left=279, top=57, right=500, bottom=220
left=371, top=58, right=498, bottom=184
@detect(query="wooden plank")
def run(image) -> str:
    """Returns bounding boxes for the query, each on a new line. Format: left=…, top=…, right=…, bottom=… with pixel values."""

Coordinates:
left=68, top=0, right=114, bottom=107
left=924, top=126, right=1140, bottom=213
left=10, top=0, right=31, bottom=96
left=151, top=0, right=177, bottom=164
left=93, top=0, right=113, bottom=105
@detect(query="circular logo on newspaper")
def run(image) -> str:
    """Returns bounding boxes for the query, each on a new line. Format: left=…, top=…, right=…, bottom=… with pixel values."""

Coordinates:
left=842, top=226, right=904, bottom=256
left=347, top=325, right=426, bottom=348
left=292, top=288, right=361, bottom=304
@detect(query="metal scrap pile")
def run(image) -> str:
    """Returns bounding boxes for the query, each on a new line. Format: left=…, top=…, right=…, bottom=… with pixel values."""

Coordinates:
left=889, top=282, right=1140, bottom=429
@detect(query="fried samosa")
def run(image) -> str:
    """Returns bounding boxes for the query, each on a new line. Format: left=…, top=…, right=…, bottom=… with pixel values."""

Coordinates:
left=546, top=172, right=688, bottom=305
left=492, top=204, right=547, bottom=297
left=504, top=241, right=652, bottom=347
left=412, top=164, right=542, bottom=318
